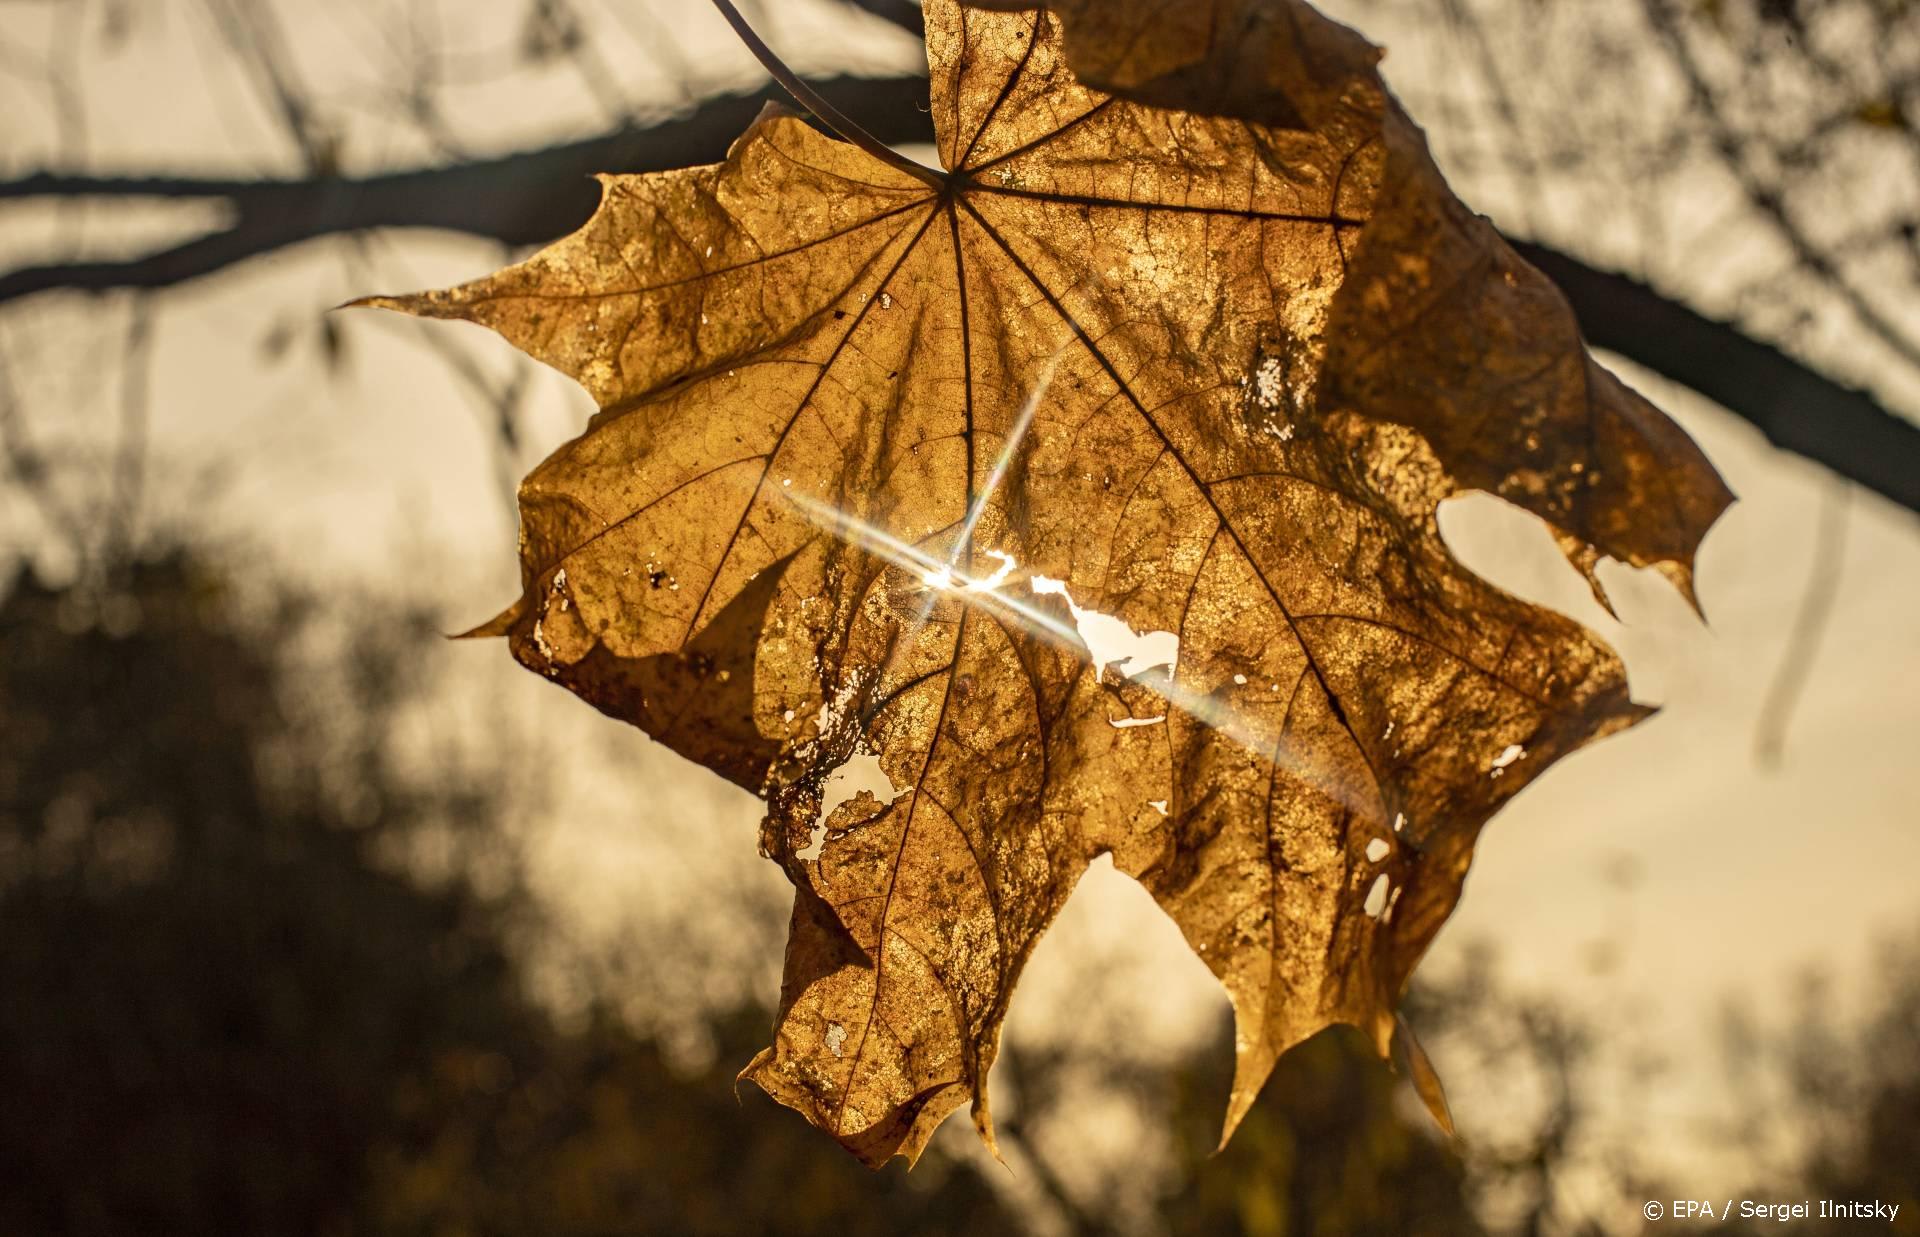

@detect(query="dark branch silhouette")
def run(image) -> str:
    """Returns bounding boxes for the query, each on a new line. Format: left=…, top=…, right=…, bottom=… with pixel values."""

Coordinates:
left=4, top=69, right=1916, bottom=515
left=1512, top=242, right=1920, bottom=515
left=843, top=0, right=927, bottom=37
left=0, top=76, right=935, bottom=297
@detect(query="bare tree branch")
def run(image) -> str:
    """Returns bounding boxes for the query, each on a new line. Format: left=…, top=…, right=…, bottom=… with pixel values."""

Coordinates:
left=200, top=0, right=332, bottom=171
left=1512, top=241, right=1920, bottom=515
left=1755, top=482, right=1850, bottom=768
left=0, top=75, right=936, bottom=300
left=1639, top=0, right=1920, bottom=373
left=109, top=298, right=153, bottom=562
left=3, top=71, right=1916, bottom=515
left=841, top=0, right=924, bottom=37
left=0, top=350, right=92, bottom=573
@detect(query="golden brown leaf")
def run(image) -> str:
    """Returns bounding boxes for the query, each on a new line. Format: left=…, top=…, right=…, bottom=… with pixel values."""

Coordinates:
left=359, top=0, right=1731, bottom=1166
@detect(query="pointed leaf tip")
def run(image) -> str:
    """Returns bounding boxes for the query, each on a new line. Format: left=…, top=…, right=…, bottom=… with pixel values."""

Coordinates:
left=972, top=1100, right=1006, bottom=1167
left=452, top=596, right=526, bottom=641
left=1653, top=559, right=1712, bottom=624
left=1395, top=1013, right=1456, bottom=1139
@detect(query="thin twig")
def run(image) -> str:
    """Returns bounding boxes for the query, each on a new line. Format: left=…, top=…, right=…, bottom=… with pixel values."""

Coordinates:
left=110, top=298, right=153, bottom=564
left=1755, top=482, right=1850, bottom=769
left=340, top=232, right=524, bottom=532
left=542, top=0, right=634, bottom=124
left=1639, top=0, right=1920, bottom=373
left=0, top=347, right=91, bottom=576
left=707, top=0, right=945, bottom=189
left=841, top=0, right=925, bottom=37
left=201, top=0, right=329, bottom=171
left=1436, top=0, right=1543, bottom=233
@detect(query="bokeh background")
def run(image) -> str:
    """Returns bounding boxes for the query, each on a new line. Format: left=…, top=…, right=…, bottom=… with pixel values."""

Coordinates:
left=2, top=1, right=1916, bottom=1233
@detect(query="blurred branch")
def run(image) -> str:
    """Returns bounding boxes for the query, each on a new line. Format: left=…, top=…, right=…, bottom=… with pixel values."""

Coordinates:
left=526, top=0, right=634, bottom=124
left=842, top=0, right=925, bottom=36
left=199, top=0, right=331, bottom=171
left=1754, top=482, right=1850, bottom=769
left=0, top=74, right=934, bottom=298
left=402, top=316, right=530, bottom=520
left=1437, top=0, right=1543, bottom=233
left=995, top=1040, right=1112, bottom=1237
left=109, top=298, right=153, bottom=563
left=1639, top=0, right=1920, bottom=374
left=1512, top=240, right=1920, bottom=515
left=3, top=71, right=1917, bottom=513
left=0, top=350, right=91, bottom=573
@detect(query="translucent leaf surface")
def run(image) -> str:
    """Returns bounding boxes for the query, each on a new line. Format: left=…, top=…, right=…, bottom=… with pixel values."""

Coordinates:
left=362, top=0, right=1731, bottom=1166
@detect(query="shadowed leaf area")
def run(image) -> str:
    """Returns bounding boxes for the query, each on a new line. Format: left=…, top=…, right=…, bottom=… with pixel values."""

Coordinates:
left=365, top=0, right=1730, bottom=1164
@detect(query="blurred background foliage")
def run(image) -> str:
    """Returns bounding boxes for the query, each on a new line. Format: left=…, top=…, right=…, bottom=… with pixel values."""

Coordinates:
left=3, top=545, right=1915, bottom=1233
left=0, top=551, right=1016, bottom=1236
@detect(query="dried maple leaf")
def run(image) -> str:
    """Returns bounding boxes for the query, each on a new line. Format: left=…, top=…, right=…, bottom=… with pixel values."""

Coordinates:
left=360, top=0, right=1731, bottom=1167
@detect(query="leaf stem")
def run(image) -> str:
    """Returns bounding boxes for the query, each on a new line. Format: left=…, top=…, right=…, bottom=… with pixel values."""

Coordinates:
left=707, top=0, right=947, bottom=190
